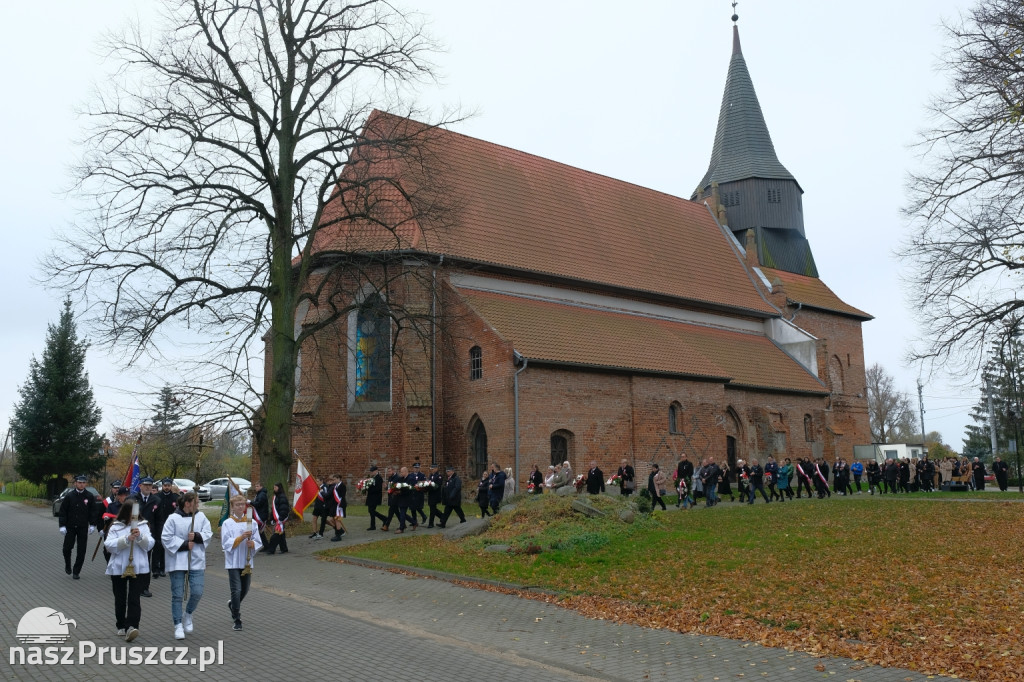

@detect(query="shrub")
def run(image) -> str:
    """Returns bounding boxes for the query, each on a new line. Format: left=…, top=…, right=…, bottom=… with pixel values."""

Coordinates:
left=635, top=488, right=653, bottom=514
left=6, top=480, right=47, bottom=498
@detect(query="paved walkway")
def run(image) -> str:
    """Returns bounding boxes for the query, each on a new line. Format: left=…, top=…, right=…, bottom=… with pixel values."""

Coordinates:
left=0, top=500, right=947, bottom=681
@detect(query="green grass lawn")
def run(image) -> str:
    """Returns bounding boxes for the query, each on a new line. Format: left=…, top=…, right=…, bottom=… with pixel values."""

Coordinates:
left=327, top=492, right=1024, bottom=680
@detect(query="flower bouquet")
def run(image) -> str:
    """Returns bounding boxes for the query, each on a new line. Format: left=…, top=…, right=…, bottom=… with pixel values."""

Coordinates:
left=415, top=480, right=437, bottom=490
left=610, top=474, right=623, bottom=487
left=356, top=478, right=375, bottom=494
left=573, top=474, right=585, bottom=491
left=527, top=482, right=537, bottom=493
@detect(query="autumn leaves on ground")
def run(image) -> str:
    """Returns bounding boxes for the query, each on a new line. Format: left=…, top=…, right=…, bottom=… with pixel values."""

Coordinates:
left=327, top=492, right=1024, bottom=680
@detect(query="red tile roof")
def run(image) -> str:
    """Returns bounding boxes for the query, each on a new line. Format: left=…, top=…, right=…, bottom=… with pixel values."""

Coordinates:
left=312, top=111, right=779, bottom=316
left=458, top=288, right=827, bottom=394
left=759, top=268, right=872, bottom=320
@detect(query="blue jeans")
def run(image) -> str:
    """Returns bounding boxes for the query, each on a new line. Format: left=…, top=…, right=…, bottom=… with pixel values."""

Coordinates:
left=169, top=570, right=204, bottom=624
left=705, top=482, right=718, bottom=506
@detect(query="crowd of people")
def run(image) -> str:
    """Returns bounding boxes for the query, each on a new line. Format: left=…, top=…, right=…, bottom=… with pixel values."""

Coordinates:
left=58, top=475, right=279, bottom=642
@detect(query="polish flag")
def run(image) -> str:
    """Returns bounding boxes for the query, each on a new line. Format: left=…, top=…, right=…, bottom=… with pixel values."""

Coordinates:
left=292, top=457, right=319, bottom=516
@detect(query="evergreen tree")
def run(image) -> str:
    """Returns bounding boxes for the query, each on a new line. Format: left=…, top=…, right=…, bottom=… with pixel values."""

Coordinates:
left=145, top=385, right=193, bottom=478
left=11, top=299, right=103, bottom=494
left=962, top=339, right=1024, bottom=462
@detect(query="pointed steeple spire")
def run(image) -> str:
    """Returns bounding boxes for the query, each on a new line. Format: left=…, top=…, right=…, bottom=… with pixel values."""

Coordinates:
left=694, top=22, right=798, bottom=195
left=692, top=10, right=817, bottom=278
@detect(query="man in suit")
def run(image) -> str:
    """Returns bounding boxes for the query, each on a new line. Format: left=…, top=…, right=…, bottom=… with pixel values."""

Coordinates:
left=58, top=474, right=99, bottom=579
left=153, top=477, right=179, bottom=576
left=438, top=466, right=466, bottom=527
left=426, top=463, right=445, bottom=528
left=135, top=477, right=160, bottom=597
left=487, top=463, right=507, bottom=515
left=585, top=461, right=605, bottom=495
left=364, top=466, right=388, bottom=530
left=410, top=462, right=428, bottom=525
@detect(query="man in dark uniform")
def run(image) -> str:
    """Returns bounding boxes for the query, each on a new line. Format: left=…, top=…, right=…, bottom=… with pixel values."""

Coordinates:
left=438, top=466, right=466, bottom=528
left=487, top=463, right=507, bottom=514
left=426, top=463, right=444, bottom=528
left=135, top=477, right=160, bottom=596
left=410, top=462, right=428, bottom=525
left=251, top=481, right=270, bottom=550
left=364, top=466, right=387, bottom=531
left=993, top=456, right=1009, bottom=491
left=152, top=477, right=179, bottom=577
left=58, top=474, right=99, bottom=579
left=585, top=461, right=605, bottom=495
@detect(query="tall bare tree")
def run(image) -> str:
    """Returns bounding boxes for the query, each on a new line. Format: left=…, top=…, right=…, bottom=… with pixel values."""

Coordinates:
left=903, top=0, right=1024, bottom=372
left=47, top=1, right=455, bottom=485
left=865, top=363, right=917, bottom=443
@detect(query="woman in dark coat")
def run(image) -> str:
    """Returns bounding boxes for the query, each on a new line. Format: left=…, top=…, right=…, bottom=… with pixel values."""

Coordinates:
left=476, top=472, right=491, bottom=517
left=529, top=465, right=544, bottom=494
left=264, top=483, right=290, bottom=555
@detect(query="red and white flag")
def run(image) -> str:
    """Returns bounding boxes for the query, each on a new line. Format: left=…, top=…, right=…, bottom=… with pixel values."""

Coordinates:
left=292, top=457, right=318, bottom=516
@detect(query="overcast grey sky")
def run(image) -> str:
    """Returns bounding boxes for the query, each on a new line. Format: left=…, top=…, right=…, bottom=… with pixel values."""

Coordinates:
left=0, top=0, right=976, bottom=449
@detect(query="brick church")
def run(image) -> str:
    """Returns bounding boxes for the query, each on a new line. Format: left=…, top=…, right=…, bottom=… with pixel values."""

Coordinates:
left=273, top=21, right=872, bottom=486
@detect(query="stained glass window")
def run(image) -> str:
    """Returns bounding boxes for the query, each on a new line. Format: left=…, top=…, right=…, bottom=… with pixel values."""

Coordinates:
left=354, top=296, right=390, bottom=403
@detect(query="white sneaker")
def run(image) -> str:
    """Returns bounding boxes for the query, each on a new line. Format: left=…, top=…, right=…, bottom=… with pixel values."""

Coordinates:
left=125, top=627, right=139, bottom=642
left=182, top=612, right=193, bottom=634
left=174, top=623, right=184, bottom=640
left=117, top=628, right=126, bottom=637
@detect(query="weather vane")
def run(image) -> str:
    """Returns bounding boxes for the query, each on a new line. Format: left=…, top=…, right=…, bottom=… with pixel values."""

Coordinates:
left=732, top=1, right=739, bottom=24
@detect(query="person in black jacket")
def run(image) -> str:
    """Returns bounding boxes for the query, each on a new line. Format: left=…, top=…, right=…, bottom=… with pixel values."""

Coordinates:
left=410, top=463, right=428, bottom=525
left=616, top=459, right=635, bottom=496
left=135, top=477, right=161, bottom=597
left=972, top=457, right=987, bottom=491
left=327, top=474, right=348, bottom=542
left=676, top=455, right=694, bottom=491
left=439, top=466, right=466, bottom=527
left=476, top=471, right=491, bottom=518
left=487, top=463, right=507, bottom=514
left=364, top=466, right=388, bottom=530
left=264, top=483, right=290, bottom=554
left=747, top=459, right=770, bottom=503
left=58, top=475, right=100, bottom=578
left=528, top=464, right=544, bottom=494
left=993, top=456, right=1010, bottom=491
left=585, top=461, right=605, bottom=495
left=152, top=478, right=180, bottom=576
left=426, top=464, right=445, bottom=528
left=250, top=481, right=270, bottom=550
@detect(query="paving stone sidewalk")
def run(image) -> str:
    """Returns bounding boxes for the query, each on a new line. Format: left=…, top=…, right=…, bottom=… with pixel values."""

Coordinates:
left=1, top=501, right=946, bottom=681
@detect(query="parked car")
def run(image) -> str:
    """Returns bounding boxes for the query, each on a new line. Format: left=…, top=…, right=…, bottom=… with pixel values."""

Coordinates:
left=52, top=486, right=100, bottom=516
left=195, top=484, right=211, bottom=502
left=199, top=477, right=251, bottom=502
left=173, top=478, right=197, bottom=495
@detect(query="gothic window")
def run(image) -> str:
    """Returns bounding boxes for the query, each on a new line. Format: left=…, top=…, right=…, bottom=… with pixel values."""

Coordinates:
left=804, top=414, right=814, bottom=442
left=550, top=430, right=574, bottom=467
left=354, top=295, right=391, bottom=404
left=470, top=418, right=488, bottom=480
left=469, top=346, right=482, bottom=381
left=669, top=402, right=681, bottom=434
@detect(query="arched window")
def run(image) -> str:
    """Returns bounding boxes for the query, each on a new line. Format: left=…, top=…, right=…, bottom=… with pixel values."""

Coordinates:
left=669, top=402, right=682, bottom=434
left=469, top=346, right=482, bottom=381
left=804, top=414, right=814, bottom=442
left=550, top=431, right=573, bottom=467
left=469, top=417, right=488, bottom=480
left=351, top=294, right=391, bottom=406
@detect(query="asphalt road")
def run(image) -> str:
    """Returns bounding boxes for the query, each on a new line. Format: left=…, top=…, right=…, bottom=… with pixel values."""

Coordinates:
left=0, top=500, right=940, bottom=681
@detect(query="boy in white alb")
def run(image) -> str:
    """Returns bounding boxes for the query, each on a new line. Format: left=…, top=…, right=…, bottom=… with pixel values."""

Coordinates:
left=221, top=494, right=261, bottom=631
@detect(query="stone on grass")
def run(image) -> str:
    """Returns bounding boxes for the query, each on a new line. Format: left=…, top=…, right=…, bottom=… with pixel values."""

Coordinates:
left=571, top=498, right=606, bottom=518
left=442, top=517, right=491, bottom=540
left=484, top=544, right=511, bottom=553
left=555, top=485, right=577, bottom=497
left=619, top=509, right=635, bottom=524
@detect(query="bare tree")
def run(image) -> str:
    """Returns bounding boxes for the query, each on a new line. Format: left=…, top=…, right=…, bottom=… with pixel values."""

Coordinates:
left=865, top=363, right=917, bottom=443
left=902, top=0, right=1024, bottom=373
left=47, top=1, right=456, bottom=485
